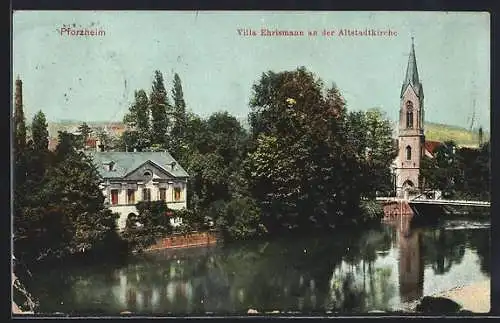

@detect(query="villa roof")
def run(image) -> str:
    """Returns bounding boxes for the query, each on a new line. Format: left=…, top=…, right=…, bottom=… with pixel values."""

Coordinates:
left=87, top=151, right=189, bottom=179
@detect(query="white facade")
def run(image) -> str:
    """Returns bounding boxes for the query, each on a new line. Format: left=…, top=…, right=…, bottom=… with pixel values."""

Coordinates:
left=103, top=177, right=187, bottom=231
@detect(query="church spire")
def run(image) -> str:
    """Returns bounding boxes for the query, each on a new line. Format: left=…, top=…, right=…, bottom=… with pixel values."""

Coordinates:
left=401, top=37, right=423, bottom=99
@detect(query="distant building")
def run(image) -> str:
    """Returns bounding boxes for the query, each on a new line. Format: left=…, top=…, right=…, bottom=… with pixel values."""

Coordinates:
left=87, top=151, right=189, bottom=231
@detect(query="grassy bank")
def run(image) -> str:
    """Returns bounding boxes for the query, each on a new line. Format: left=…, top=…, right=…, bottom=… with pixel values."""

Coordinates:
left=424, top=122, right=488, bottom=147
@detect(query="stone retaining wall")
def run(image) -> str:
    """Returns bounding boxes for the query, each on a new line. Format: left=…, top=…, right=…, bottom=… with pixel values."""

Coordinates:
left=382, top=201, right=414, bottom=221
left=145, top=231, right=218, bottom=252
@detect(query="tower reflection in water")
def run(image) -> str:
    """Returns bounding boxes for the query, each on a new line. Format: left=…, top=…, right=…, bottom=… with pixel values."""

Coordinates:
left=392, top=215, right=424, bottom=303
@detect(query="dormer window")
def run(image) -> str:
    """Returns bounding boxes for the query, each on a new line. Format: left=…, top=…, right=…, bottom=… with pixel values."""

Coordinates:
left=107, top=161, right=115, bottom=172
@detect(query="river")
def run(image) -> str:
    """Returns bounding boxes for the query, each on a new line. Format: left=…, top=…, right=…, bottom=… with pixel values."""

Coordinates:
left=27, top=216, right=490, bottom=315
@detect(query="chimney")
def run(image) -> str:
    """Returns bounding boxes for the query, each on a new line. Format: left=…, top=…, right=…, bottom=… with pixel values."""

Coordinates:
left=14, top=76, right=26, bottom=150
left=15, top=77, right=23, bottom=111
left=170, top=161, right=176, bottom=170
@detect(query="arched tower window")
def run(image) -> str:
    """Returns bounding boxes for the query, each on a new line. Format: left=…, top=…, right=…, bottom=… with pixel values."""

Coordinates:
left=406, top=146, right=412, bottom=161
left=406, top=101, right=414, bottom=129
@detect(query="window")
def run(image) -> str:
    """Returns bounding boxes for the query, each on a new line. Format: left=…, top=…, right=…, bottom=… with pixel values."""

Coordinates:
left=143, top=170, right=153, bottom=182
left=174, top=187, right=182, bottom=201
left=127, top=189, right=135, bottom=204
left=111, top=189, right=119, bottom=205
left=406, top=101, right=414, bottom=129
left=406, top=111, right=413, bottom=128
left=159, top=188, right=167, bottom=201
left=406, top=146, right=412, bottom=161
left=142, top=188, right=151, bottom=201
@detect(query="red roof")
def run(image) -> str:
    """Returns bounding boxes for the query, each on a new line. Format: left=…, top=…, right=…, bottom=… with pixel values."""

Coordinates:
left=85, top=138, right=98, bottom=148
left=424, top=140, right=441, bottom=154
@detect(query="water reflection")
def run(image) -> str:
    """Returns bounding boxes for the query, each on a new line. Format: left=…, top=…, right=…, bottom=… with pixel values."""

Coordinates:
left=30, top=217, right=490, bottom=315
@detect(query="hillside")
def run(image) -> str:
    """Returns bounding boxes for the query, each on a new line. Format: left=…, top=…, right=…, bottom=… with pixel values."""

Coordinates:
left=44, top=120, right=488, bottom=148
left=424, top=122, right=489, bottom=147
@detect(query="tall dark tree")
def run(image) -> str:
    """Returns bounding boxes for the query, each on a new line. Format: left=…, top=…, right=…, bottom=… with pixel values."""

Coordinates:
left=478, top=126, right=483, bottom=146
left=31, top=111, right=49, bottom=152
left=149, top=70, right=171, bottom=149
left=171, top=73, right=188, bottom=158
left=26, top=111, right=51, bottom=184
left=172, top=75, right=186, bottom=127
left=78, top=122, right=92, bottom=143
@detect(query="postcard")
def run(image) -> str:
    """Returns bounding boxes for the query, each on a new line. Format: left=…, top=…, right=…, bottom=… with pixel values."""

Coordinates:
left=12, top=11, right=491, bottom=316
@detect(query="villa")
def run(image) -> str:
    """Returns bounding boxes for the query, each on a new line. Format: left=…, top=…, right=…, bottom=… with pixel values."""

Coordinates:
left=87, top=151, right=189, bottom=230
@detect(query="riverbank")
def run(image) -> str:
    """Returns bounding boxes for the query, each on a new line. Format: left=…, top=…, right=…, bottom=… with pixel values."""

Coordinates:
left=435, top=279, right=490, bottom=313
left=402, top=279, right=490, bottom=313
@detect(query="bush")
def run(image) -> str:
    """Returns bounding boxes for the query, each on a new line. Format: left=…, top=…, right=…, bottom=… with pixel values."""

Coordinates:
left=121, top=201, right=173, bottom=252
left=171, top=208, right=206, bottom=233
left=217, top=197, right=267, bottom=241
left=359, top=200, right=384, bottom=223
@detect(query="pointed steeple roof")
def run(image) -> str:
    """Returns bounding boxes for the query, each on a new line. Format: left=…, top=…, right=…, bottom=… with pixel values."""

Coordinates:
left=401, top=37, right=423, bottom=99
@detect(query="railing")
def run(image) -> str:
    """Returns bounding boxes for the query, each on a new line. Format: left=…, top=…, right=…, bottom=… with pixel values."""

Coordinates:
left=376, top=196, right=490, bottom=207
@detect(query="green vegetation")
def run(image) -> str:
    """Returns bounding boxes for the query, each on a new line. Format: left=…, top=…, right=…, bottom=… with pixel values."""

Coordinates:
left=14, top=122, right=125, bottom=268
left=14, top=67, right=398, bottom=274
left=420, top=140, right=490, bottom=201
left=424, top=122, right=489, bottom=147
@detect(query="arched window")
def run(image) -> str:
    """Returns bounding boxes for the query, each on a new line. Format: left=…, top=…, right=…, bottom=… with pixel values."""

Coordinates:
left=406, top=101, right=414, bottom=129
left=406, top=146, right=412, bottom=161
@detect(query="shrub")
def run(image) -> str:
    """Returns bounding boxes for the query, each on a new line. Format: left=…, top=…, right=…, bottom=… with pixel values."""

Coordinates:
left=218, top=197, right=267, bottom=241
left=359, top=200, right=384, bottom=223
left=121, top=201, right=173, bottom=252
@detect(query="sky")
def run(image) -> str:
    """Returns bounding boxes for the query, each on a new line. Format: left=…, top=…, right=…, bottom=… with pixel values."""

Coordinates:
left=13, top=11, right=490, bottom=131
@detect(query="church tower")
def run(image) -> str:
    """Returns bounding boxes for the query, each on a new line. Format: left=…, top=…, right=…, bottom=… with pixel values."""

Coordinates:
left=396, top=38, right=425, bottom=198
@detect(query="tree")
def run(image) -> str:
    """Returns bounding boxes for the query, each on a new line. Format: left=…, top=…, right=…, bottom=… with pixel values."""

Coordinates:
left=31, top=111, right=49, bottom=152
left=26, top=112, right=51, bottom=185
left=42, top=148, right=120, bottom=257
left=206, top=112, right=249, bottom=167
left=94, top=127, right=113, bottom=151
left=149, top=70, right=171, bottom=148
left=245, top=68, right=395, bottom=232
left=187, top=151, right=231, bottom=211
left=171, top=73, right=187, bottom=146
left=78, top=122, right=92, bottom=141
left=360, top=108, right=397, bottom=196
left=217, top=197, right=267, bottom=241
left=14, top=128, right=122, bottom=265
left=420, top=141, right=462, bottom=197
left=123, top=90, right=151, bottom=151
